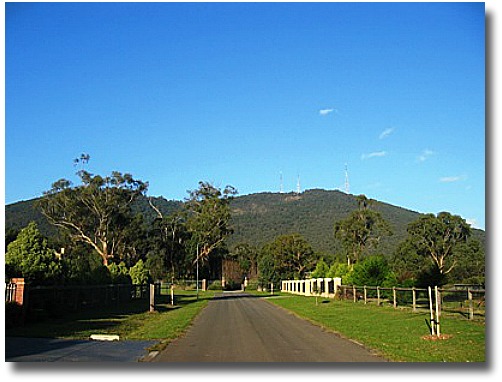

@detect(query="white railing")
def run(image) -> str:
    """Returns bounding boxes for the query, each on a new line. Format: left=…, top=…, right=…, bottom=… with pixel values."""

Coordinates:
left=281, top=278, right=342, bottom=298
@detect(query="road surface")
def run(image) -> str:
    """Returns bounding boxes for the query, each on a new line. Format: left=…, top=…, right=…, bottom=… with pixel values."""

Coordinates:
left=6, top=337, right=156, bottom=362
left=153, top=291, right=387, bottom=362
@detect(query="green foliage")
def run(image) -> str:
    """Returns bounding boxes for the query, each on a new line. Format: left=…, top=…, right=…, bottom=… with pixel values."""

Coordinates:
left=348, top=255, right=397, bottom=287
left=207, top=280, right=222, bottom=290
left=145, top=250, right=167, bottom=281
left=449, top=238, right=485, bottom=285
left=327, top=262, right=352, bottom=279
left=129, top=259, right=149, bottom=285
left=406, top=212, right=471, bottom=276
left=107, top=262, right=131, bottom=284
left=259, top=233, right=315, bottom=284
left=185, top=181, right=237, bottom=274
left=5, top=222, right=62, bottom=285
left=37, top=162, right=148, bottom=266
left=6, top=188, right=486, bottom=287
left=257, top=251, right=279, bottom=286
left=334, top=195, right=392, bottom=264
left=311, top=259, right=329, bottom=278
left=228, top=243, right=258, bottom=274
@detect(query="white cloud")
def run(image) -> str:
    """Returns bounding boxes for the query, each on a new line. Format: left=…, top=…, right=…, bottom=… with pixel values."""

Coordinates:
left=361, top=151, right=387, bottom=160
left=417, top=149, right=434, bottom=162
left=379, top=128, right=394, bottom=139
left=319, top=108, right=334, bottom=116
left=439, top=175, right=467, bottom=183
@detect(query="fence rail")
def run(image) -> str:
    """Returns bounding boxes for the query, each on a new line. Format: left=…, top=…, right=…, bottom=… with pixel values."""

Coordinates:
left=5, top=283, right=17, bottom=303
left=5, top=282, right=158, bottom=325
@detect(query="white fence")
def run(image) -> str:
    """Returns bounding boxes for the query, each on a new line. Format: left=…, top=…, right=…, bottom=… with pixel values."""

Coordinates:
left=281, top=278, right=342, bottom=298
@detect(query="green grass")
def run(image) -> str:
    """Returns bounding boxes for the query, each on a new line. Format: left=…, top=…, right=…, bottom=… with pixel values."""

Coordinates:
left=7, top=290, right=214, bottom=350
left=266, top=294, right=485, bottom=362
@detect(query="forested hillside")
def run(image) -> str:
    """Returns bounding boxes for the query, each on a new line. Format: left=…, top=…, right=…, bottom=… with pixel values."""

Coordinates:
left=5, top=189, right=485, bottom=257
left=227, top=189, right=422, bottom=256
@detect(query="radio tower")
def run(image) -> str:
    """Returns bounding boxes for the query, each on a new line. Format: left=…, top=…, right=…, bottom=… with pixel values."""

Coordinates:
left=280, top=171, right=284, bottom=194
left=296, top=174, right=301, bottom=194
left=344, top=163, right=350, bottom=194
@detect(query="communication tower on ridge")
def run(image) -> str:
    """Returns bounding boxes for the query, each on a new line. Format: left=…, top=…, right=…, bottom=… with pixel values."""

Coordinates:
left=280, top=171, right=284, bottom=194
left=296, top=174, right=301, bottom=194
left=344, top=163, right=350, bottom=194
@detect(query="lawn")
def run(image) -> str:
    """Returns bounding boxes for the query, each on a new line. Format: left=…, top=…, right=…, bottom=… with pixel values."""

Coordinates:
left=265, top=293, right=485, bottom=362
left=6, top=290, right=214, bottom=350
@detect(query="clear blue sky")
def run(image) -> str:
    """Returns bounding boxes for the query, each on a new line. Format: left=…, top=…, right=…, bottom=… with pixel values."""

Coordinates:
left=5, top=2, right=485, bottom=229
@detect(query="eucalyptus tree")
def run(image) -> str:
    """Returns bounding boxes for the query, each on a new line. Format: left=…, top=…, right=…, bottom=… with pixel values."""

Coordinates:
left=184, top=182, right=237, bottom=274
left=334, top=195, right=392, bottom=265
left=406, top=212, right=471, bottom=277
left=38, top=158, right=148, bottom=266
left=260, top=233, right=316, bottom=281
left=148, top=199, right=190, bottom=282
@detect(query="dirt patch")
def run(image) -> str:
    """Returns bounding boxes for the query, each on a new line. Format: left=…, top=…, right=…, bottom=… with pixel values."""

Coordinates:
left=421, top=334, right=453, bottom=341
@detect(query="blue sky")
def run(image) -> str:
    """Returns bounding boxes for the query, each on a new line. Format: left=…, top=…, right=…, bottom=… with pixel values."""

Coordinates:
left=5, top=2, right=485, bottom=229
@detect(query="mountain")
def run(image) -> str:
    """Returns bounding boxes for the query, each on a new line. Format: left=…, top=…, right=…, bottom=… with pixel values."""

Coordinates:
left=228, top=189, right=420, bottom=255
left=5, top=189, right=485, bottom=256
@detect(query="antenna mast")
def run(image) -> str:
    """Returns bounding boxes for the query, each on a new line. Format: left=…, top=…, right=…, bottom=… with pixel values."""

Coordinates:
left=297, top=174, right=301, bottom=194
left=344, top=163, right=350, bottom=194
left=280, top=171, right=284, bottom=194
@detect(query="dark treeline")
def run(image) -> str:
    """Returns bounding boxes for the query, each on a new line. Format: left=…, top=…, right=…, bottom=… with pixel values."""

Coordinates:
left=6, top=174, right=485, bottom=289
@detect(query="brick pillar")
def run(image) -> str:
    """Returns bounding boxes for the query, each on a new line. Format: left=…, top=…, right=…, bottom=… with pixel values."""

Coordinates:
left=11, top=278, right=26, bottom=306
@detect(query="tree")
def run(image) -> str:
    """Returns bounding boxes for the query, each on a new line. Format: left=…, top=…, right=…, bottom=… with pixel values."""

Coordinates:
left=334, top=195, right=392, bottom=265
left=449, top=238, right=485, bottom=285
left=228, top=243, right=258, bottom=275
left=5, top=222, right=62, bottom=285
left=148, top=199, right=190, bottom=282
left=260, top=233, right=316, bottom=281
left=349, top=255, right=397, bottom=287
left=406, top=212, right=471, bottom=278
left=129, top=259, right=150, bottom=285
left=184, top=182, right=237, bottom=274
left=37, top=158, right=148, bottom=266
left=311, top=259, right=329, bottom=278
left=108, top=261, right=131, bottom=284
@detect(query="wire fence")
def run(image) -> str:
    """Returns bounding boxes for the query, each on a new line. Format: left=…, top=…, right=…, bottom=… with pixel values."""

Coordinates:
left=336, top=285, right=485, bottom=321
left=281, top=280, right=485, bottom=322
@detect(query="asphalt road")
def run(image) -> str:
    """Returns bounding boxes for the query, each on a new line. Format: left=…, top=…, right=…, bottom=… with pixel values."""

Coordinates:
left=5, top=337, right=156, bottom=362
left=153, top=291, right=387, bottom=362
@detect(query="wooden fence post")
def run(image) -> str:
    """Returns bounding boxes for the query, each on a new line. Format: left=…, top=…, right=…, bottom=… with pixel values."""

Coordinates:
left=428, top=286, right=435, bottom=336
left=149, top=284, right=155, bottom=312
left=353, top=285, right=357, bottom=303
left=364, top=286, right=367, bottom=304
left=435, top=286, right=441, bottom=336
left=412, top=287, right=416, bottom=312
left=468, top=288, right=474, bottom=320
left=393, top=287, right=397, bottom=308
left=377, top=286, right=380, bottom=306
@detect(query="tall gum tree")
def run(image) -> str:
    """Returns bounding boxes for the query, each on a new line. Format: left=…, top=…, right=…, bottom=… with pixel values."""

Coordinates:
left=334, top=195, right=392, bottom=265
left=38, top=166, right=148, bottom=266
left=406, top=211, right=471, bottom=277
left=184, top=182, right=237, bottom=271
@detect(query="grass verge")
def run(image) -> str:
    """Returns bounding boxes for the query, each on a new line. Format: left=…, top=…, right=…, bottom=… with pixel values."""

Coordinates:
left=7, top=290, right=214, bottom=351
left=265, top=294, right=485, bottom=362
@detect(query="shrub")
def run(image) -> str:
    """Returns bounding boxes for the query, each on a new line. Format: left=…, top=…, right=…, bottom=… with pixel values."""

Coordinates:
left=129, top=259, right=150, bottom=285
left=208, top=280, right=222, bottom=290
